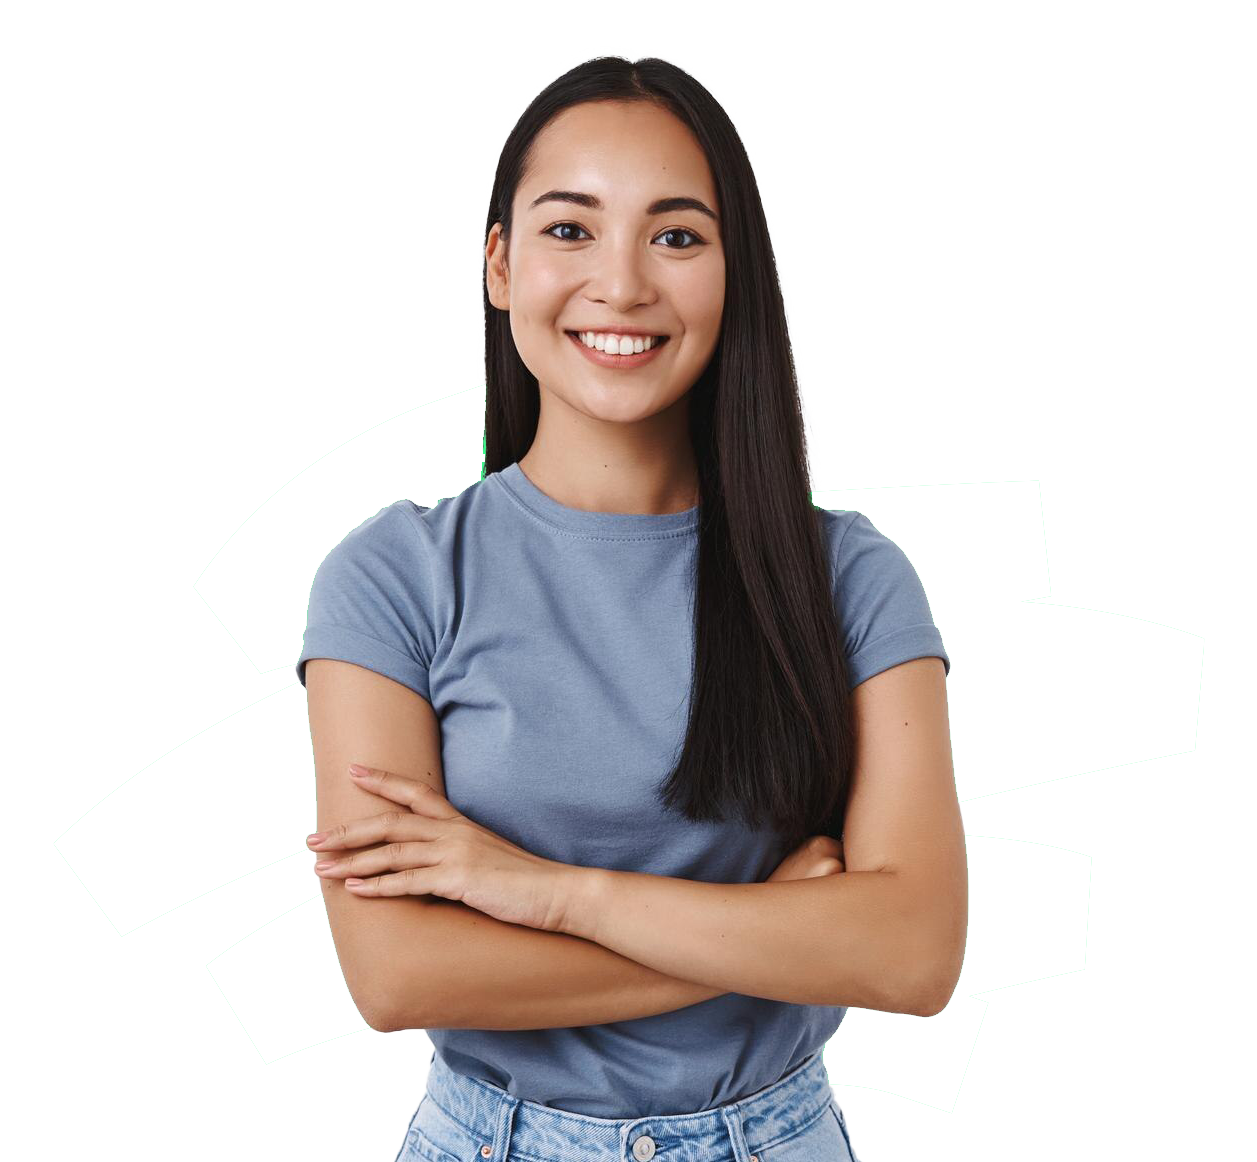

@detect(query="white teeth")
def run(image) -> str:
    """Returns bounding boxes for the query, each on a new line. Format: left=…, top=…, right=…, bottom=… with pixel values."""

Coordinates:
left=576, top=331, right=663, bottom=354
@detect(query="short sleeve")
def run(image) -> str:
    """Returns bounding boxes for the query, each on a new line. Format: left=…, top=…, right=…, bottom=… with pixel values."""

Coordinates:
left=828, top=510, right=950, bottom=689
left=295, top=501, right=436, bottom=702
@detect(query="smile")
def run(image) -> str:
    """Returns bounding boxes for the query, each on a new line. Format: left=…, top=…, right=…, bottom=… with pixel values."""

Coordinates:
left=565, top=330, right=671, bottom=369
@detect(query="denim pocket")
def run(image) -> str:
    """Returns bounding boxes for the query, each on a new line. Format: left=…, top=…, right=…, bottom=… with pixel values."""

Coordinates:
left=829, top=1098, right=861, bottom=1162
left=754, top=1099, right=855, bottom=1162
left=397, top=1095, right=467, bottom=1162
left=389, top=1096, right=424, bottom=1162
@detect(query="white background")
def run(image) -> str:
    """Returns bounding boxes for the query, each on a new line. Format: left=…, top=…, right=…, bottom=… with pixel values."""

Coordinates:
left=4, top=1, right=1252, bottom=1159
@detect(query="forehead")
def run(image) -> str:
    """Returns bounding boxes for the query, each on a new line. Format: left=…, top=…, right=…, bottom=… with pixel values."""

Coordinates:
left=522, top=101, right=718, bottom=209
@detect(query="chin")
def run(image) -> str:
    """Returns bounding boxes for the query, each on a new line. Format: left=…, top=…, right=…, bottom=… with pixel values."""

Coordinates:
left=563, top=384, right=681, bottom=424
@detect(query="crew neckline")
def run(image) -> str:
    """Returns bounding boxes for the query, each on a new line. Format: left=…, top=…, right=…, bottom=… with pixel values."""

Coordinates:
left=494, top=461, right=700, bottom=539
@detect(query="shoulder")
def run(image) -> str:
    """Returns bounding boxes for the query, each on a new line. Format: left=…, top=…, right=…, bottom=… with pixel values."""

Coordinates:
left=321, top=498, right=434, bottom=568
left=820, top=507, right=908, bottom=568
left=313, top=472, right=502, bottom=599
left=338, top=498, right=432, bottom=549
left=298, top=499, right=438, bottom=695
left=817, top=507, right=950, bottom=688
left=817, top=507, right=921, bottom=596
left=303, top=498, right=440, bottom=635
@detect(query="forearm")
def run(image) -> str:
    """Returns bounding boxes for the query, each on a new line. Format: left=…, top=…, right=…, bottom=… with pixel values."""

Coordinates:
left=379, top=896, right=727, bottom=1032
left=561, top=868, right=936, bottom=1014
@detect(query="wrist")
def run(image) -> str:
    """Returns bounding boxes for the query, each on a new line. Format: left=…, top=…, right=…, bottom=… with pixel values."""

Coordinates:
left=555, top=864, right=611, bottom=942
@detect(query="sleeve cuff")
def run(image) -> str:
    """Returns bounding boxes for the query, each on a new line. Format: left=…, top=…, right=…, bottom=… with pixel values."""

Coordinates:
left=847, top=622, right=950, bottom=689
left=296, top=623, right=431, bottom=702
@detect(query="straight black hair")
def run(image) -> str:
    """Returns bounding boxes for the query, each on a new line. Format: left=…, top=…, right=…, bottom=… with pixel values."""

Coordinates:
left=481, top=56, right=855, bottom=850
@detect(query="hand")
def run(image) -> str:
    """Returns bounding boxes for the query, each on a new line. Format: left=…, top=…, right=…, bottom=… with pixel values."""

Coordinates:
left=767, top=834, right=846, bottom=882
left=306, top=764, right=574, bottom=932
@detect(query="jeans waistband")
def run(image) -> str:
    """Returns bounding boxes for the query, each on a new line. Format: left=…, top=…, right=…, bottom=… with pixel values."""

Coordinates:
left=419, top=1049, right=836, bottom=1162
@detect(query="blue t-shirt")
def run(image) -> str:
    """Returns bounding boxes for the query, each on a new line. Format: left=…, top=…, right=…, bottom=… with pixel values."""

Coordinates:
left=296, top=461, right=949, bottom=1118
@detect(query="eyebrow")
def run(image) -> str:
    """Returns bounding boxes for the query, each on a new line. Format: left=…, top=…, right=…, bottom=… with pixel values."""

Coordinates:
left=527, top=189, right=719, bottom=224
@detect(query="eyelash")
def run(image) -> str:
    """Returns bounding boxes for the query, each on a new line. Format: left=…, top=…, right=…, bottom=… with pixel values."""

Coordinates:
left=542, top=222, right=706, bottom=249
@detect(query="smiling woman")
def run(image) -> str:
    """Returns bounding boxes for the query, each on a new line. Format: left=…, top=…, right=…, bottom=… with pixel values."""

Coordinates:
left=488, top=97, right=727, bottom=457
left=297, top=53, right=961, bottom=1162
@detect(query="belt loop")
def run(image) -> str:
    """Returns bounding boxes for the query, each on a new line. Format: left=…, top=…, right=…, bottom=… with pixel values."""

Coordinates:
left=719, top=1104, right=755, bottom=1162
left=485, top=1091, right=519, bottom=1160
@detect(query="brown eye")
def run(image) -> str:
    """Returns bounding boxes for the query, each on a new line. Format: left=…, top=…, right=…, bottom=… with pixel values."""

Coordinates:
left=542, top=222, right=706, bottom=249
left=543, top=222, right=591, bottom=242
left=656, top=228, right=702, bottom=249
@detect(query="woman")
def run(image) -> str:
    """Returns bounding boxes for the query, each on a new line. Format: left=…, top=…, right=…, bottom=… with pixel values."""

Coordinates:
left=298, top=55, right=965, bottom=1162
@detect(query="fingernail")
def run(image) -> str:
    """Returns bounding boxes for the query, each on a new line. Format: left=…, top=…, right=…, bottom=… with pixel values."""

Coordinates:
left=349, top=765, right=370, bottom=778
left=307, top=833, right=325, bottom=845
left=314, top=861, right=333, bottom=871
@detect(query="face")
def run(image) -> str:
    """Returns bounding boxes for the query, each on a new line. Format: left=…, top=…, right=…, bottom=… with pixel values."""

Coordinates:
left=486, top=100, right=726, bottom=427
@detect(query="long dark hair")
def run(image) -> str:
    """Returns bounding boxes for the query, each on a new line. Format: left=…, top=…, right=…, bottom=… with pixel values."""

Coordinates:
left=481, top=56, right=854, bottom=849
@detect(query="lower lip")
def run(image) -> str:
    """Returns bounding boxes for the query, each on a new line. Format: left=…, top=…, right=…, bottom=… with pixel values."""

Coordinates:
left=566, top=331, right=670, bottom=369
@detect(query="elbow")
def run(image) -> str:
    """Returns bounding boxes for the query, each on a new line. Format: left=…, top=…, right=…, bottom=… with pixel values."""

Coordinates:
left=849, top=879, right=957, bottom=1016
left=908, top=939, right=966, bottom=1018
left=907, top=881, right=968, bottom=1018
left=360, top=977, right=442, bottom=1033
left=893, top=959, right=953, bottom=1018
left=344, top=939, right=455, bottom=1033
left=912, top=973, right=957, bottom=1018
left=899, top=912, right=966, bottom=1018
left=347, top=974, right=406, bottom=1034
left=364, top=1004, right=398, bottom=1034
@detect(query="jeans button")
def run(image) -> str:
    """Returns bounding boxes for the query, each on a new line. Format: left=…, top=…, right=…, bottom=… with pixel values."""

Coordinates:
left=632, top=1134, right=656, bottom=1160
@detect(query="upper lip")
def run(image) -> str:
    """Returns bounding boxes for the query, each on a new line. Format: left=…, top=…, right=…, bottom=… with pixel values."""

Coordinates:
left=566, top=325, right=670, bottom=337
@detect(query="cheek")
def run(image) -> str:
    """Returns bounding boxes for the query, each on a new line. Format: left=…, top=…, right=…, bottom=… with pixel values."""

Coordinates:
left=510, top=248, right=572, bottom=311
left=673, top=258, right=725, bottom=332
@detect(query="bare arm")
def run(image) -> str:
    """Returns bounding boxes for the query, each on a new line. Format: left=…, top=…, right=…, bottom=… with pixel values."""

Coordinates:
left=304, top=658, right=724, bottom=1032
left=379, top=897, right=725, bottom=1032
left=553, top=658, right=967, bottom=1017
left=389, top=834, right=844, bottom=1031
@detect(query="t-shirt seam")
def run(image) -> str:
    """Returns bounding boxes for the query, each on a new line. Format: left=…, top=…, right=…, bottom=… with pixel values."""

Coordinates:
left=304, top=620, right=429, bottom=671
left=389, top=499, right=442, bottom=661
left=830, top=508, right=861, bottom=566
left=847, top=621, right=943, bottom=663
left=490, top=472, right=699, bottom=543
left=830, top=513, right=945, bottom=656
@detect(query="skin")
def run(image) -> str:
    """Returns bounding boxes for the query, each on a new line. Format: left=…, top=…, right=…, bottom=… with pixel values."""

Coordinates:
left=308, top=768, right=844, bottom=931
left=306, top=99, right=966, bottom=1017
left=484, top=98, right=726, bottom=515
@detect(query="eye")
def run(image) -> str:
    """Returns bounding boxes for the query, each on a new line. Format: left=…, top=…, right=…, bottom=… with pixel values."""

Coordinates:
left=541, top=222, right=706, bottom=249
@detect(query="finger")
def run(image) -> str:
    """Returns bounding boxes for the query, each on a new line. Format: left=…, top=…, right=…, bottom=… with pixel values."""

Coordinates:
left=307, top=808, right=430, bottom=852
left=344, top=866, right=433, bottom=897
left=315, top=840, right=430, bottom=879
left=348, top=764, right=455, bottom=817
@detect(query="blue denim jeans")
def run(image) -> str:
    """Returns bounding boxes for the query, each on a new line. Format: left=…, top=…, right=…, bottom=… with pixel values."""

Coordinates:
left=394, top=1049, right=861, bottom=1162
